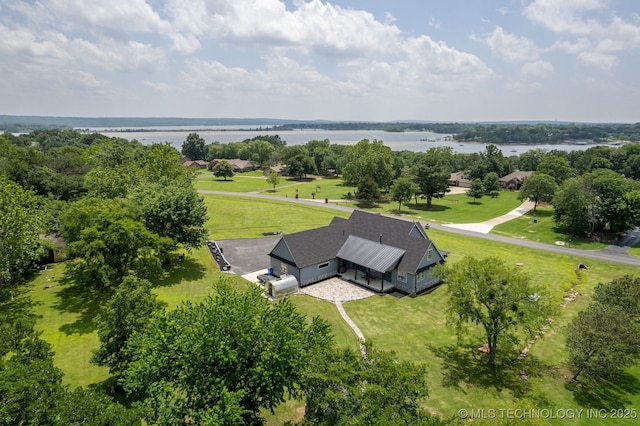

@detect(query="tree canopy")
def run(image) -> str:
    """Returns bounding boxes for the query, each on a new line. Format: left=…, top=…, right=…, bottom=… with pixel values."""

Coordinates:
left=0, top=175, right=47, bottom=288
left=181, top=132, right=206, bottom=160
left=445, top=256, right=550, bottom=365
left=92, top=276, right=165, bottom=386
left=518, top=172, right=557, bottom=212
left=342, top=139, right=394, bottom=191
left=122, top=279, right=332, bottom=424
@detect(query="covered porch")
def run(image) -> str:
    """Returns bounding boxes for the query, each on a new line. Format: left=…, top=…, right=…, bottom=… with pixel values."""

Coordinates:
left=335, top=235, right=405, bottom=294
left=337, top=267, right=395, bottom=293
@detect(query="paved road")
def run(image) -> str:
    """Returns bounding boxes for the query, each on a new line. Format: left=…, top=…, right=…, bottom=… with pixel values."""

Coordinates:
left=199, top=190, right=640, bottom=267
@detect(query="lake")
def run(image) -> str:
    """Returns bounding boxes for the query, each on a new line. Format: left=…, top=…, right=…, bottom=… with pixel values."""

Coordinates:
left=90, top=127, right=615, bottom=155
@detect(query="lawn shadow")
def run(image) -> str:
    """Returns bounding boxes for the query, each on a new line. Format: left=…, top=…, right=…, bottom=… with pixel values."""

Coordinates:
left=428, top=343, right=529, bottom=396
left=53, top=284, right=111, bottom=335
left=406, top=203, right=451, bottom=213
left=153, top=257, right=207, bottom=289
left=566, top=371, right=640, bottom=409
left=0, top=285, right=38, bottom=323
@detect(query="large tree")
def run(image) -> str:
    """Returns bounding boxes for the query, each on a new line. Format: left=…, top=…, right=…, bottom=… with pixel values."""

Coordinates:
left=552, top=177, right=596, bottom=235
left=92, top=276, right=165, bottom=388
left=0, top=175, right=47, bottom=288
left=122, top=279, right=331, bottom=424
left=592, top=275, right=640, bottom=322
left=566, top=302, right=640, bottom=381
left=342, top=139, right=394, bottom=191
left=304, top=344, right=438, bottom=425
left=445, top=256, right=549, bottom=365
left=213, top=159, right=234, bottom=181
left=518, top=172, right=557, bottom=212
left=413, top=153, right=451, bottom=207
left=536, top=155, right=575, bottom=185
left=133, top=179, right=208, bottom=251
left=142, top=142, right=186, bottom=183
left=61, top=198, right=172, bottom=287
left=181, top=132, right=206, bottom=160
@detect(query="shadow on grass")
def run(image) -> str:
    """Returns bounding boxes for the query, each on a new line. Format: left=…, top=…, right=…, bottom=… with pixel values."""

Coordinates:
left=566, top=371, right=640, bottom=409
left=405, top=203, right=451, bottom=213
left=0, top=285, right=38, bottom=323
left=428, top=343, right=552, bottom=398
left=53, top=284, right=111, bottom=335
left=153, top=257, right=207, bottom=289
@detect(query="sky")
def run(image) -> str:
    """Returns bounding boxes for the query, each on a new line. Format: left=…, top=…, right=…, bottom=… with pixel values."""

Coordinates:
left=1, top=0, right=640, bottom=122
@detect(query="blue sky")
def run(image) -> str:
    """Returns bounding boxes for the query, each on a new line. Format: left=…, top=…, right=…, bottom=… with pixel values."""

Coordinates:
left=1, top=0, right=639, bottom=122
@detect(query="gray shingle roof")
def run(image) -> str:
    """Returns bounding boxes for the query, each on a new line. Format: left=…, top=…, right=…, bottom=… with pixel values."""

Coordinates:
left=272, top=210, right=441, bottom=273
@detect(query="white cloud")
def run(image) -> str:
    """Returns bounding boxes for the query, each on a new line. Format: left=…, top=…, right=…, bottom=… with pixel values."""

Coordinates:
left=472, top=26, right=539, bottom=62
left=165, top=0, right=401, bottom=58
left=577, top=51, right=619, bottom=70
left=550, top=38, right=592, bottom=54
left=597, top=16, right=640, bottom=51
left=524, top=0, right=608, bottom=35
left=522, top=60, right=554, bottom=78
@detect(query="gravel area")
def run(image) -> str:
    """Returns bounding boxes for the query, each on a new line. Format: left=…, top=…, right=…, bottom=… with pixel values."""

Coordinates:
left=297, top=277, right=376, bottom=302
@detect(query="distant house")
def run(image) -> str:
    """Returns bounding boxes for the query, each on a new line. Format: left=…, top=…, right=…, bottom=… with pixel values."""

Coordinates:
left=209, top=159, right=256, bottom=172
left=268, top=210, right=447, bottom=295
left=264, top=165, right=288, bottom=176
left=499, top=171, right=533, bottom=190
left=450, top=171, right=472, bottom=188
left=182, top=160, right=208, bottom=169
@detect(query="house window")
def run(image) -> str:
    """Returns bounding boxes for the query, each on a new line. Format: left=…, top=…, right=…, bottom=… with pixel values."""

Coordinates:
left=318, top=262, right=329, bottom=269
left=398, top=271, right=407, bottom=282
left=281, top=263, right=288, bottom=274
left=417, top=271, right=426, bottom=282
left=428, top=248, right=433, bottom=260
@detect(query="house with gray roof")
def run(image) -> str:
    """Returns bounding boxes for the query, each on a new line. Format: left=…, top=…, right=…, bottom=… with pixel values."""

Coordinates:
left=268, top=210, right=447, bottom=295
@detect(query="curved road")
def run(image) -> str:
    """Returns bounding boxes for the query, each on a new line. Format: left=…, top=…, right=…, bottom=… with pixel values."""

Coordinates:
left=199, top=190, right=640, bottom=267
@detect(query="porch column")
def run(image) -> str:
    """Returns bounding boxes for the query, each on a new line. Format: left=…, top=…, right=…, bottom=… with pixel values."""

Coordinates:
left=367, top=268, right=370, bottom=286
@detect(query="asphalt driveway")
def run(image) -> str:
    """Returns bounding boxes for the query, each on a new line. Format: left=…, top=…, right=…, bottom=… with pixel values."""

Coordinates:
left=215, top=237, right=280, bottom=276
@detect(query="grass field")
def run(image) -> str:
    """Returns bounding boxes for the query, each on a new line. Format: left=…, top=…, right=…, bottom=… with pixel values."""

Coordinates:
left=492, top=206, right=610, bottom=250
left=341, top=190, right=523, bottom=224
left=202, top=193, right=350, bottom=239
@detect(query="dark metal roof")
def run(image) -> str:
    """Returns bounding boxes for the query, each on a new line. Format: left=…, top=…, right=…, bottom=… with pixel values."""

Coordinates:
left=336, top=235, right=405, bottom=272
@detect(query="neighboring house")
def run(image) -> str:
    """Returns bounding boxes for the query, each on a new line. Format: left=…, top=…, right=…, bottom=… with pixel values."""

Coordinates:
left=268, top=210, right=447, bottom=295
left=499, top=171, right=533, bottom=190
left=39, top=233, right=67, bottom=263
left=182, top=160, right=208, bottom=169
left=209, top=159, right=257, bottom=172
left=450, top=171, right=472, bottom=188
left=264, top=165, right=288, bottom=176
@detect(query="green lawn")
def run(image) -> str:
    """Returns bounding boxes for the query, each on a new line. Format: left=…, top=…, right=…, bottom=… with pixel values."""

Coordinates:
left=492, top=206, right=609, bottom=250
left=194, top=171, right=273, bottom=192
left=264, top=176, right=357, bottom=200
left=341, top=190, right=523, bottom=224
left=202, top=193, right=350, bottom=239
